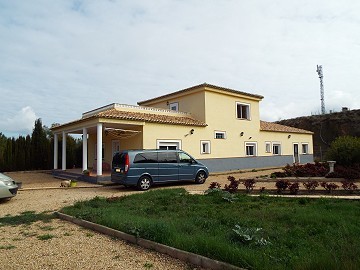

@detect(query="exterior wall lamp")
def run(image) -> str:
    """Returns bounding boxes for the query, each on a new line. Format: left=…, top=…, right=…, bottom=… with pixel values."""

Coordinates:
left=288, top=135, right=291, bottom=139
left=240, top=132, right=244, bottom=136
left=190, top=129, right=194, bottom=134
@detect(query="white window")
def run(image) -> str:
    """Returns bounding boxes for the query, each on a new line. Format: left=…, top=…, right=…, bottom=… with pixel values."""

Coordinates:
left=157, top=139, right=181, bottom=150
left=214, top=131, right=226, bottom=139
left=236, top=102, right=250, bottom=120
left=95, top=143, right=105, bottom=160
left=245, top=142, right=257, bottom=156
left=302, top=143, right=309, bottom=154
left=169, top=102, right=179, bottom=111
left=265, top=142, right=271, bottom=153
left=200, top=141, right=211, bottom=154
left=272, top=142, right=281, bottom=155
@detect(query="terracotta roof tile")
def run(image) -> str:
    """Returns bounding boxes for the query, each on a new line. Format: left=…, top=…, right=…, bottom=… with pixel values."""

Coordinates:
left=260, top=121, right=313, bottom=134
left=92, top=108, right=207, bottom=127
left=138, top=83, right=263, bottom=105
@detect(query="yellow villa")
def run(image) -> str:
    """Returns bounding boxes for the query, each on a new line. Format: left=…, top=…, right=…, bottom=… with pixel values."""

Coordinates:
left=51, top=83, right=313, bottom=181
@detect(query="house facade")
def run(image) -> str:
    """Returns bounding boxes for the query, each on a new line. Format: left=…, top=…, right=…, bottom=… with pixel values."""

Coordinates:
left=51, top=83, right=313, bottom=176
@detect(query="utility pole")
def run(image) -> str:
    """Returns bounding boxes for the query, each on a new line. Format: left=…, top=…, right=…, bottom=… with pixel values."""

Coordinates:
left=316, top=65, right=325, bottom=114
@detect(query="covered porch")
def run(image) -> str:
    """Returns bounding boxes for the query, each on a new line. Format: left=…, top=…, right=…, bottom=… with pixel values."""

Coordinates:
left=52, top=117, right=144, bottom=180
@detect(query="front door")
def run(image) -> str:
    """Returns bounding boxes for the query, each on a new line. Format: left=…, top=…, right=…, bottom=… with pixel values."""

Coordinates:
left=293, top=143, right=300, bottom=163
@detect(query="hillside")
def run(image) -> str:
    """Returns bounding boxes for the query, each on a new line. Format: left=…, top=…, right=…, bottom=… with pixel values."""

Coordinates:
left=277, top=109, right=360, bottom=161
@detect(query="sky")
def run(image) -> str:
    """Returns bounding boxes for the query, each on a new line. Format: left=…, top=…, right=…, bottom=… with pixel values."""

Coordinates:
left=1, top=0, right=360, bottom=137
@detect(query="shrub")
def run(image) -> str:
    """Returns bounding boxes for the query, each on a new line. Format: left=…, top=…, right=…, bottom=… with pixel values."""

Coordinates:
left=325, top=136, right=360, bottom=166
left=270, top=171, right=288, bottom=178
left=224, top=176, right=240, bottom=193
left=242, top=179, right=256, bottom=193
left=275, top=179, right=290, bottom=193
left=303, top=180, right=319, bottom=191
left=289, top=182, right=300, bottom=195
left=320, top=182, right=339, bottom=193
left=208, top=182, right=222, bottom=190
left=326, top=165, right=360, bottom=180
left=341, top=181, right=358, bottom=193
left=284, top=163, right=329, bottom=177
left=272, top=163, right=329, bottom=178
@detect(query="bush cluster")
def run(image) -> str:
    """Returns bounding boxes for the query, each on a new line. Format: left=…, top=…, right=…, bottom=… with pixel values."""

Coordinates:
left=271, top=162, right=329, bottom=178
left=208, top=177, right=358, bottom=194
left=326, top=164, right=360, bottom=180
left=271, top=162, right=360, bottom=180
left=325, top=136, right=360, bottom=166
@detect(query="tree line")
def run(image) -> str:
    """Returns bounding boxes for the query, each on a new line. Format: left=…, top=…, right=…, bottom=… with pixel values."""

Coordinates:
left=0, top=119, right=82, bottom=172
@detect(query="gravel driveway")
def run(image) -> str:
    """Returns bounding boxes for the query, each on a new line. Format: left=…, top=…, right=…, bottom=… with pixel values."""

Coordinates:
left=0, top=170, right=277, bottom=269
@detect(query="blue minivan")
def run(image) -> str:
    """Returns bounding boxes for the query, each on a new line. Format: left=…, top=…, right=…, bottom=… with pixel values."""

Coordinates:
left=111, top=149, right=209, bottom=190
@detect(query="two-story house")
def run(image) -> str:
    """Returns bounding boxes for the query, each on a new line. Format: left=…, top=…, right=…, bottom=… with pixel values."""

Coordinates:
left=52, top=83, right=313, bottom=180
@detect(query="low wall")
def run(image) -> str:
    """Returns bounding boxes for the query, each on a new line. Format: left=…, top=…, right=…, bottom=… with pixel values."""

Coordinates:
left=199, top=154, right=314, bottom=172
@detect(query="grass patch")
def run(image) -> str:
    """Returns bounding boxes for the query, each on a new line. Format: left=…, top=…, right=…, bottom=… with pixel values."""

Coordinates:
left=38, top=225, right=55, bottom=231
left=37, top=234, right=55, bottom=241
left=0, top=245, right=16, bottom=250
left=0, top=211, right=55, bottom=227
left=61, top=188, right=360, bottom=269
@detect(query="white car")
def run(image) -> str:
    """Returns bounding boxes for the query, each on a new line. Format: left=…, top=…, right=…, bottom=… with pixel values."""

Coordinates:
left=0, top=173, right=18, bottom=200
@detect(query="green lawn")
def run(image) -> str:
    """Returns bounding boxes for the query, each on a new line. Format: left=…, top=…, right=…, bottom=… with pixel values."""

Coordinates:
left=61, top=189, right=360, bottom=270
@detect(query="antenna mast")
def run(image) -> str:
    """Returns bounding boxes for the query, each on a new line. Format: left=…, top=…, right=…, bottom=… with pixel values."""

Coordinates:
left=316, top=65, right=325, bottom=114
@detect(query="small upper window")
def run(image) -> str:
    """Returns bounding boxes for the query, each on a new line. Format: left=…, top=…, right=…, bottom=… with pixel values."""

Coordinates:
left=272, top=143, right=281, bottom=155
left=302, top=143, right=309, bottom=154
left=214, top=131, right=226, bottom=139
left=236, top=102, right=250, bottom=120
left=245, top=142, right=257, bottom=156
left=201, top=141, right=211, bottom=154
left=265, top=142, right=271, bottom=153
left=169, top=102, right=179, bottom=111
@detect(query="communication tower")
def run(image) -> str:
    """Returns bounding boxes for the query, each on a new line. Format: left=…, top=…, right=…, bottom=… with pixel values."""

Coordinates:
left=316, top=65, right=325, bottom=114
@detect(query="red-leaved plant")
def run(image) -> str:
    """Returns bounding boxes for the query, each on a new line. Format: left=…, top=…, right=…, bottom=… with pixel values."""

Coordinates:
left=275, top=179, right=290, bottom=193
left=341, top=181, right=358, bottom=193
left=303, top=180, right=319, bottom=192
left=289, top=182, right=300, bottom=195
left=320, top=182, right=339, bottom=193
left=208, top=182, right=222, bottom=190
left=243, top=179, right=256, bottom=193
left=224, top=176, right=240, bottom=193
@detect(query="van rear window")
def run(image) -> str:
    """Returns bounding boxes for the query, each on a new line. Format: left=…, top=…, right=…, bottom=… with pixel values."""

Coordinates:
left=134, top=152, right=158, bottom=163
left=112, top=153, right=126, bottom=166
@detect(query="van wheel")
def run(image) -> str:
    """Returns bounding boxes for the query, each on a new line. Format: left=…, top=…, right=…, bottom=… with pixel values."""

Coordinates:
left=137, top=176, right=151, bottom=191
left=195, top=171, right=206, bottom=184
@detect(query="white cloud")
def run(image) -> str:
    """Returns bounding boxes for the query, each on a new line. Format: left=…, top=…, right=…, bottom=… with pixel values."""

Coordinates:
left=0, top=106, right=37, bottom=135
left=0, top=0, right=359, bottom=133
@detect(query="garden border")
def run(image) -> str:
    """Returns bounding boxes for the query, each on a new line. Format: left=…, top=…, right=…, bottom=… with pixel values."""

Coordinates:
left=55, top=212, right=244, bottom=270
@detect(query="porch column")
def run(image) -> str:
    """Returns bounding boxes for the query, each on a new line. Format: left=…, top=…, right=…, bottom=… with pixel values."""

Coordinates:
left=96, top=123, right=103, bottom=176
left=62, top=131, right=66, bottom=170
left=82, top=128, right=88, bottom=171
left=53, top=133, right=58, bottom=169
